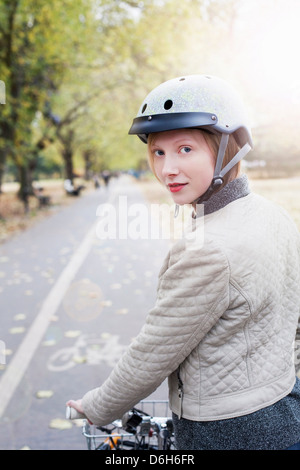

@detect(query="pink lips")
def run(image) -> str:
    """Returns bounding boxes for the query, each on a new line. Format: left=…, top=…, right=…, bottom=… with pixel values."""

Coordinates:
left=168, top=183, right=188, bottom=193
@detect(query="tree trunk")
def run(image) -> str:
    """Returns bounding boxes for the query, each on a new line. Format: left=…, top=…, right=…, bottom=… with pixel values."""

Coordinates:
left=17, top=163, right=31, bottom=213
left=0, top=150, right=5, bottom=194
left=61, top=129, right=75, bottom=182
left=83, top=149, right=93, bottom=180
left=63, top=147, right=74, bottom=182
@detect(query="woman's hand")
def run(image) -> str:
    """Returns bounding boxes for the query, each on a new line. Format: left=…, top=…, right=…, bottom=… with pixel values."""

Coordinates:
left=66, top=398, right=84, bottom=415
left=66, top=398, right=93, bottom=424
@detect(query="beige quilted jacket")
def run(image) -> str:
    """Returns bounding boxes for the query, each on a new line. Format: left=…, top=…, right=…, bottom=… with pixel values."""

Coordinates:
left=82, top=192, right=300, bottom=425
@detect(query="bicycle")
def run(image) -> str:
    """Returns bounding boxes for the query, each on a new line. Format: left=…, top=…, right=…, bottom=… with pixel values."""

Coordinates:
left=66, top=400, right=175, bottom=450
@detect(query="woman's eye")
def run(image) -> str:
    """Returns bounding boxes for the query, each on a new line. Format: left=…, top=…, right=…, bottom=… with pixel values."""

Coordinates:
left=154, top=149, right=165, bottom=157
left=180, top=146, right=192, bottom=154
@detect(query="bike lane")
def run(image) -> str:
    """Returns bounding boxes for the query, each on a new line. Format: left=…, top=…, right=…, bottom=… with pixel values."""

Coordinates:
left=0, top=176, right=170, bottom=449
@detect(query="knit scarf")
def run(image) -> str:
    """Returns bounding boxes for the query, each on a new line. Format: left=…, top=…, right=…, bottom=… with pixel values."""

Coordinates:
left=198, top=173, right=251, bottom=217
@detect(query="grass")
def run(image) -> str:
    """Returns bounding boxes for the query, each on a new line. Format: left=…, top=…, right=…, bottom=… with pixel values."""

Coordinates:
left=249, top=177, right=300, bottom=230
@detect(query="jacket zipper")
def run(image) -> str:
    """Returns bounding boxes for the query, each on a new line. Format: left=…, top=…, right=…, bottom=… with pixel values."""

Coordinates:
left=177, top=368, right=184, bottom=419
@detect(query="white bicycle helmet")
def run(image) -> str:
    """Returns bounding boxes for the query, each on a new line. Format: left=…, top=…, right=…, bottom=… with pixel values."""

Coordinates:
left=129, top=75, right=253, bottom=200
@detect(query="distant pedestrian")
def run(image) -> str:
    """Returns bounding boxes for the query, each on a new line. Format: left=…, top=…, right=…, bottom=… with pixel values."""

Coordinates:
left=101, top=170, right=111, bottom=187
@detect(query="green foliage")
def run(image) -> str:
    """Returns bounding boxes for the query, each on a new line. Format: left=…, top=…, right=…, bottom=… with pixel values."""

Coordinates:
left=0, top=0, right=101, bottom=200
left=1, top=0, right=299, bottom=204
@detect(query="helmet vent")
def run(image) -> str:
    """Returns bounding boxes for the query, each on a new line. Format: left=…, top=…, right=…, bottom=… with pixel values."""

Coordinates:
left=141, top=103, right=147, bottom=113
left=164, top=99, right=173, bottom=110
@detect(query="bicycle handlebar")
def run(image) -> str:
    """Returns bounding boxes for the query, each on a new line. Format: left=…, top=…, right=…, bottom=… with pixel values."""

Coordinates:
left=66, top=406, right=87, bottom=420
left=66, top=404, right=173, bottom=437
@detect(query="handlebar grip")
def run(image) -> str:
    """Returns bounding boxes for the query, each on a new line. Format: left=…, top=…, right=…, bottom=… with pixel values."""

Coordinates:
left=66, top=406, right=86, bottom=420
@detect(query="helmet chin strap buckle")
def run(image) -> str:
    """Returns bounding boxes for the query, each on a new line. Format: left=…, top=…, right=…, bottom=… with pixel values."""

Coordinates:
left=193, top=176, right=224, bottom=206
left=211, top=176, right=224, bottom=188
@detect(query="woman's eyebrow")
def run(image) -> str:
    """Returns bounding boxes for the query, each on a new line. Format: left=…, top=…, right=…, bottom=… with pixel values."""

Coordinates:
left=173, top=138, right=194, bottom=145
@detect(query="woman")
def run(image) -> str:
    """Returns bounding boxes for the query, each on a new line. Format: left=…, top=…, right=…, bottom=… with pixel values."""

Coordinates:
left=67, top=75, right=300, bottom=450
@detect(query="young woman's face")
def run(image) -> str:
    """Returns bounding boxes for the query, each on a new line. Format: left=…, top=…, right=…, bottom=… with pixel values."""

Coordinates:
left=149, top=129, right=215, bottom=205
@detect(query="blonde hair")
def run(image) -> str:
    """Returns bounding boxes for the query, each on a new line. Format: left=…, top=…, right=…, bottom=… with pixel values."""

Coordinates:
left=147, top=129, right=241, bottom=189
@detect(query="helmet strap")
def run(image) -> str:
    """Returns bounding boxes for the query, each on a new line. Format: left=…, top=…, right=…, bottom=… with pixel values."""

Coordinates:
left=194, top=134, right=252, bottom=205
left=219, top=142, right=252, bottom=179
left=214, top=133, right=229, bottom=177
left=194, top=133, right=228, bottom=204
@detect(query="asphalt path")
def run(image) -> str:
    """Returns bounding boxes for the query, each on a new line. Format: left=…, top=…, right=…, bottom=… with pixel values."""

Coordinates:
left=0, top=175, right=170, bottom=450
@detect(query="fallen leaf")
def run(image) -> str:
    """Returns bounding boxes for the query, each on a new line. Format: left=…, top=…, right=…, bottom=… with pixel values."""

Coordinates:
left=14, top=313, right=26, bottom=321
left=72, top=355, right=87, bottom=364
left=42, top=339, right=57, bottom=346
left=23, top=274, right=33, bottom=283
left=101, top=332, right=112, bottom=339
left=73, top=419, right=85, bottom=427
left=110, top=283, right=122, bottom=290
left=41, top=270, right=53, bottom=279
left=24, top=290, right=33, bottom=296
left=49, top=418, right=72, bottom=430
left=36, top=390, right=54, bottom=399
left=115, top=308, right=128, bottom=315
left=9, top=326, right=25, bottom=334
left=89, top=291, right=99, bottom=299
left=144, top=270, right=153, bottom=277
left=101, top=300, right=112, bottom=307
left=59, top=247, right=71, bottom=255
left=4, top=348, right=13, bottom=356
left=64, top=330, right=81, bottom=338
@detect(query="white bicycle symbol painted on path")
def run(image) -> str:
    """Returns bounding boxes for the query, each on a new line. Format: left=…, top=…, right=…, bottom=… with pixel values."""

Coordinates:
left=47, top=333, right=128, bottom=372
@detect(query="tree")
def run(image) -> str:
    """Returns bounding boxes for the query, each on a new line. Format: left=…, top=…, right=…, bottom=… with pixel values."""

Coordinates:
left=0, top=0, right=100, bottom=209
left=0, top=0, right=249, bottom=214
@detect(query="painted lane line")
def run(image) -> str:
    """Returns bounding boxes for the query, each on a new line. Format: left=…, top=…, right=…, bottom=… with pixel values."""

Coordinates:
left=0, top=188, right=119, bottom=419
left=0, top=223, right=97, bottom=419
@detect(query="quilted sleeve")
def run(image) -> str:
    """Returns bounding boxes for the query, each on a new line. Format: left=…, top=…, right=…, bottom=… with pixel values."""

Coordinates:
left=81, top=238, right=230, bottom=426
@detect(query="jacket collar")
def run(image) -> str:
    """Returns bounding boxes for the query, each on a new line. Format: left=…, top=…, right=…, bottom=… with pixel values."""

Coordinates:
left=198, top=174, right=251, bottom=216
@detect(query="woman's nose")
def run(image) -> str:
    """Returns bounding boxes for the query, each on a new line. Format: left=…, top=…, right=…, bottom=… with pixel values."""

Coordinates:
left=161, top=155, right=179, bottom=177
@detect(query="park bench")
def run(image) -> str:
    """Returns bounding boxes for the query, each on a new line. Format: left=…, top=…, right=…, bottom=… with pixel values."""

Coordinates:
left=33, top=187, right=51, bottom=208
left=64, top=179, right=85, bottom=196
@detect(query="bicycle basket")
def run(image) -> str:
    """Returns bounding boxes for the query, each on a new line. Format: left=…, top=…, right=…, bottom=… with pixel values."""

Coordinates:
left=82, top=400, right=174, bottom=450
